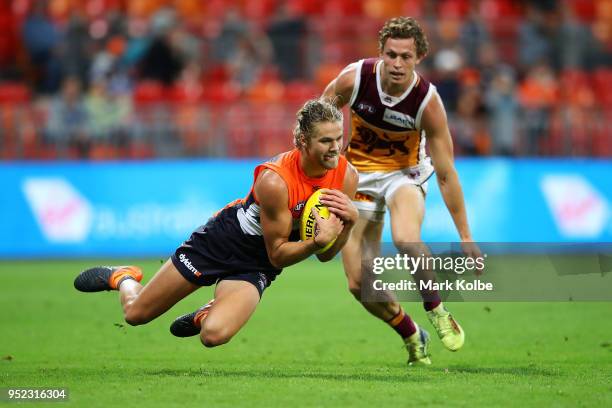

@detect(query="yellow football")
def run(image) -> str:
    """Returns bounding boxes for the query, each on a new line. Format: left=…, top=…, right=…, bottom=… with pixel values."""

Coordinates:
left=300, top=189, right=336, bottom=254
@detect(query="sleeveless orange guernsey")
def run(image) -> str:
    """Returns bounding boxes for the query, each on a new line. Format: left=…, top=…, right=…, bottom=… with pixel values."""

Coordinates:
left=216, top=149, right=348, bottom=236
left=180, top=149, right=347, bottom=277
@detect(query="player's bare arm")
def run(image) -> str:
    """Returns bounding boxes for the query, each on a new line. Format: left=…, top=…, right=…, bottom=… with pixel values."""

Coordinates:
left=322, top=63, right=358, bottom=108
left=421, top=92, right=481, bottom=257
left=317, top=164, right=359, bottom=261
left=256, top=169, right=342, bottom=268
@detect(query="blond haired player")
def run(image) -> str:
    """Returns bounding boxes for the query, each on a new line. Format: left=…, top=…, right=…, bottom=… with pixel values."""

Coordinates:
left=322, top=17, right=482, bottom=365
left=74, top=99, right=359, bottom=349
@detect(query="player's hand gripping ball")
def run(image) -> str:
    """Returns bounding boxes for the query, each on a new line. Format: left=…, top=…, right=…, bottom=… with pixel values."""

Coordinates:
left=300, top=189, right=337, bottom=254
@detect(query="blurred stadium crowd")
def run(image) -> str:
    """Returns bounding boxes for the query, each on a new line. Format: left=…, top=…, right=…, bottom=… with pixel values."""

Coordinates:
left=0, top=0, right=610, bottom=159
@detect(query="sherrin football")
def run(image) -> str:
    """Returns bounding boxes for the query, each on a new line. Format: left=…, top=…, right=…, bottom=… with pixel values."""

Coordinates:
left=300, top=189, right=337, bottom=254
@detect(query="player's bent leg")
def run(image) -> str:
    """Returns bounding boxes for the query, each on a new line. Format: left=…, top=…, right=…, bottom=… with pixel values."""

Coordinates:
left=387, top=184, right=465, bottom=351
left=343, top=216, right=400, bottom=321
left=386, top=184, right=426, bottom=251
left=170, top=299, right=215, bottom=337
left=122, top=260, right=199, bottom=326
left=74, top=265, right=143, bottom=292
left=343, top=213, right=423, bottom=354
left=199, top=279, right=260, bottom=348
left=387, top=184, right=438, bottom=305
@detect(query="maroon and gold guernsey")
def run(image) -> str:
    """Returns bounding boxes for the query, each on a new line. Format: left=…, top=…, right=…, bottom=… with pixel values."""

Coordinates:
left=347, top=58, right=436, bottom=175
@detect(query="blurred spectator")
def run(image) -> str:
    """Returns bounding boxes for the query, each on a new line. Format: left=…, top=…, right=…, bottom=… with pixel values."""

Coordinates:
left=45, top=76, right=89, bottom=157
left=460, top=0, right=491, bottom=67
left=58, top=10, right=92, bottom=88
left=476, top=42, right=503, bottom=90
left=136, top=7, right=184, bottom=85
left=267, top=4, right=308, bottom=81
left=0, top=0, right=608, bottom=160
left=519, top=1, right=597, bottom=72
left=518, top=63, right=559, bottom=156
left=21, top=0, right=62, bottom=93
left=211, top=8, right=249, bottom=63
left=518, top=4, right=553, bottom=69
left=449, top=85, right=490, bottom=155
left=432, top=47, right=464, bottom=111
left=212, top=8, right=272, bottom=88
left=485, top=68, right=519, bottom=156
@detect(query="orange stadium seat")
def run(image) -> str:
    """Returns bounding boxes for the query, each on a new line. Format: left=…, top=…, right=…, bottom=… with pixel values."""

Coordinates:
left=559, top=70, right=595, bottom=108
left=202, top=81, right=241, bottom=104
left=246, top=80, right=285, bottom=104
left=322, top=0, right=363, bottom=17
left=0, top=82, right=31, bottom=104
left=592, top=68, right=612, bottom=108
left=241, top=0, right=277, bottom=21
left=314, top=62, right=345, bottom=91
left=133, top=80, right=167, bottom=105
left=284, top=81, right=317, bottom=104
left=286, top=0, right=325, bottom=16
left=363, top=0, right=405, bottom=19
left=225, top=103, right=256, bottom=157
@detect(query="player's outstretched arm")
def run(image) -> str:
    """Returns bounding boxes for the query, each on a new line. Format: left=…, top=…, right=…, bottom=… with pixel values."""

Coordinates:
left=321, top=62, right=358, bottom=108
left=317, top=164, right=359, bottom=262
left=422, top=93, right=481, bottom=257
left=256, top=170, right=340, bottom=269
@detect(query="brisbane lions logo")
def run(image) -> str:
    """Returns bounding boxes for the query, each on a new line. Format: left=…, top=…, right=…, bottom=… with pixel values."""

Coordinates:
left=351, top=126, right=410, bottom=156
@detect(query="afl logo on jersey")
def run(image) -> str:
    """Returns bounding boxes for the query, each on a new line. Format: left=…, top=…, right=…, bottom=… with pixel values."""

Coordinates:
left=356, top=102, right=376, bottom=114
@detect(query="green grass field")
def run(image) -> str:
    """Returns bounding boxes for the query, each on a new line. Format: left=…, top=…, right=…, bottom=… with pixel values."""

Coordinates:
left=1, top=259, right=611, bottom=407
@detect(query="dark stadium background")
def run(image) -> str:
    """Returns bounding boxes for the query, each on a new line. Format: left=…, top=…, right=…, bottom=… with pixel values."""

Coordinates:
left=0, top=0, right=609, bottom=160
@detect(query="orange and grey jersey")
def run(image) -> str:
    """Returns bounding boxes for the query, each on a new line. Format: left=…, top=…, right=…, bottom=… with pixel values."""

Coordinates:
left=347, top=58, right=436, bottom=175
left=185, top=149, right=348, bottom=276
left=236, top=148, right=348, bottom=236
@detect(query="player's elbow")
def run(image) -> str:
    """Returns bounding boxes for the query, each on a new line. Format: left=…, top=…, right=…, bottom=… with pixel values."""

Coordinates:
left=268, top=254, right=284, bottom=269
left=316, top=252, right=335, bottom=262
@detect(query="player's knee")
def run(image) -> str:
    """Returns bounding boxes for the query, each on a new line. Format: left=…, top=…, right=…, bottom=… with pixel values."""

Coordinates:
left=123, top=303, right=152, bottom=326
left=393, top=239, right=425, bottom=256
left=347, top=279, right=362, bottom=299
left=200, top=323, right=232, bottom=348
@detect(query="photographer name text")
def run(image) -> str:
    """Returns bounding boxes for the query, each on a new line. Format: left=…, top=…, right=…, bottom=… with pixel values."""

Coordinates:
left=373, top=279, right=494, bottom=292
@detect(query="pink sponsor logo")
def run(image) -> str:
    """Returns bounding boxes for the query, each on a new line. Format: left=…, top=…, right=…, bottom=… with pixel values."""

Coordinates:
left=541, top=175, right=609, bottom=238
left=22, top=178, right=92, bottom=242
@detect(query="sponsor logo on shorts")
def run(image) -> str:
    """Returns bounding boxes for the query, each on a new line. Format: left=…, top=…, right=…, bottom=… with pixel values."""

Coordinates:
left=178, top=253, right=202, bottom=277
left=257, top=273, right=268, bottom=292
left=383, top=108, right=416, bottom=129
